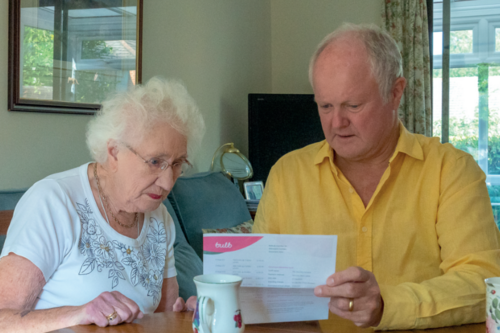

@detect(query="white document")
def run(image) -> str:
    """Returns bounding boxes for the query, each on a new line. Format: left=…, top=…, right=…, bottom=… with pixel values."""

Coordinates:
left=203, top=234, right=337, bottom=324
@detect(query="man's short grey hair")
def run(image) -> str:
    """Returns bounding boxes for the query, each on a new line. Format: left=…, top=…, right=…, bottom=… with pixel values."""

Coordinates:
left=309, top=23, right=403, bottom=102
left=86, top=76, right=205, bottom=164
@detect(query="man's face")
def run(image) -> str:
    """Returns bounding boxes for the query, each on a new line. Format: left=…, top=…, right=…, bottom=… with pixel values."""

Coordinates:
left=312, top=38, right=400, bottom=164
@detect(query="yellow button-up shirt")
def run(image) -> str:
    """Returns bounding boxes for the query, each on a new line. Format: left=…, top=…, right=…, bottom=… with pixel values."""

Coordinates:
left=253, top=124, right=500, bottom=330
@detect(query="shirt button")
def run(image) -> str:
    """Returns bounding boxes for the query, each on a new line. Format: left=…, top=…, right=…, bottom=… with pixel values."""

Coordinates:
left=362, top=227, right=368, bottom=232
left=349, top=188, right=354, bottom=193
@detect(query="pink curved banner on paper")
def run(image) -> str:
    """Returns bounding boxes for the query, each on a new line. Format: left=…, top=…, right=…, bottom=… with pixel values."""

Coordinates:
left=204, top=236, right=263, bottom=253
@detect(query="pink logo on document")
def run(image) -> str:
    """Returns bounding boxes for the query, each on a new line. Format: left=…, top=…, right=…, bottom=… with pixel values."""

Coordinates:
left=215, top=242, right=232, bottom=248
left=204, top=236, right=263, bottom=253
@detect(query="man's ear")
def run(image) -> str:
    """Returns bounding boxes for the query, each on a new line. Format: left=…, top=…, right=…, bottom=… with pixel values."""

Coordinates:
left=390, top=77, right=407, bottom=111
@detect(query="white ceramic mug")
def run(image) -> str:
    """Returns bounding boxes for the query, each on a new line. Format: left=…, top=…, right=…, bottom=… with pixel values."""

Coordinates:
left=192, top=274, right=245, bottom=333
left=486, top=277, right=500, bottom=332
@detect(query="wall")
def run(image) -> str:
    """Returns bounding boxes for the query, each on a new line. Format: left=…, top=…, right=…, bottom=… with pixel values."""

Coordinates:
left=0, top=1, right=272, bottom=190
left=270, top=0, right=383, bottom=93
left=142, top=0, right=272, bottom=173
left=0, top=0, right=383, bottom=190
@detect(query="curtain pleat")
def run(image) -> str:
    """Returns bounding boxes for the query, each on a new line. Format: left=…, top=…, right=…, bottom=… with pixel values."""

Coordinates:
left=383, top=0, right=432, bottom=136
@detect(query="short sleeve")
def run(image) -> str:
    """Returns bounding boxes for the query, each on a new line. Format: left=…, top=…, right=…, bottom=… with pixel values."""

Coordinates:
left=162, top=205, right=177, bottom=279
left=0, top=179, right=78, bottom=281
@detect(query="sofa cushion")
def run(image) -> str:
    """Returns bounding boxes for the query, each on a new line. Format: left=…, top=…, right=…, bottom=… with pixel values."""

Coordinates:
left=0, top=189, right=27, bottom=211
left=0, top=235, right=5, bottom=254
left=0, top=189, right=27, bottom=253
left=164, top=199, right=202, bottom=300
left=168, top=172, right=251, bottom=259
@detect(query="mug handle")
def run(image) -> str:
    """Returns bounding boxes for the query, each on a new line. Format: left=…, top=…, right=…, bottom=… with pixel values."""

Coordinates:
left=193, top=296, right=213, bottom=333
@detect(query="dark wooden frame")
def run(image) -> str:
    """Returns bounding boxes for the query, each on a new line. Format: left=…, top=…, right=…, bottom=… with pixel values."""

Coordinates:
left=8, top=0, right=143, bottom=115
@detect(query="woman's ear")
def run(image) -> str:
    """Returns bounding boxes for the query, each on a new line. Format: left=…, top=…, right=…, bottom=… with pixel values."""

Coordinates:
left=106, top=140, right=120, bottom=172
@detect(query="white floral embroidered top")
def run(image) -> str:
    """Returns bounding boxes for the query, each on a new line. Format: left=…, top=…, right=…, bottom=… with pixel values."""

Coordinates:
left=0, top=163, right=177, bottom=314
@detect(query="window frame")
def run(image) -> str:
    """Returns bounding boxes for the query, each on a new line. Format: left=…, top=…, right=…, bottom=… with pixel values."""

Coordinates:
left=8, top=0, right=143, bottom=115
left=434, top=0, right=500, bottom=185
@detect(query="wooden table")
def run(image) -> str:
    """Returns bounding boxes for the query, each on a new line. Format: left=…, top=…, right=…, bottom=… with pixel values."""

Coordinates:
left=52, top=312, right=485, bottom=333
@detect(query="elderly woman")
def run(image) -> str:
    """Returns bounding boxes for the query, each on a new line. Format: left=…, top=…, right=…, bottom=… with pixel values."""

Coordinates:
left=0, top=77, right=204, bottom=331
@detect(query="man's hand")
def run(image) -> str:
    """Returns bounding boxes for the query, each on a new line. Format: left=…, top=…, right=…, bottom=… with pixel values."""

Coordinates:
left=77, top=291, right=143, bottom=327
left=172, top=296, right=197, bottom=312
left=314, top=266, right=383, bottom=328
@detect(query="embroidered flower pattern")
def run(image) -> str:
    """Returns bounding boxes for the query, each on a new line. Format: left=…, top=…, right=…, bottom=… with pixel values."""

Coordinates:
left=76, top=200, right=167, bottom=305
left=487, top=282, right=500, bottom=332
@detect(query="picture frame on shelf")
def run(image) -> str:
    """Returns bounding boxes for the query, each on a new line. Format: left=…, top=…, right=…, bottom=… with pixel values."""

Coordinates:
left=244, top=181, right=264, bottom=201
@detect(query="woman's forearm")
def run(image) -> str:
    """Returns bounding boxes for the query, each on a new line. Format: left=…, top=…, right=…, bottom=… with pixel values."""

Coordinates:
left=0, top=306, right=82, bottom=333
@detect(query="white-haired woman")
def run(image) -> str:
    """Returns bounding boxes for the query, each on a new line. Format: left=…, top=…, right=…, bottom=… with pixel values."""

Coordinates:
left=0, top=77, right=204, bottom=331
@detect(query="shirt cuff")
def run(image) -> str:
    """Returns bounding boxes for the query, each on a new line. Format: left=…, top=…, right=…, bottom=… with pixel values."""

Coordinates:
left=373, top=284, right=418, bottom=330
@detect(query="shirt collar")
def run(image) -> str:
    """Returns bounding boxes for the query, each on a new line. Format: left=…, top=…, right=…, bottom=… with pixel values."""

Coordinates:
left=389, top=122, right=424, bottom=163
left=313, top=122, right=424, bottom=171
left=314, top=140, right=338, bottom=175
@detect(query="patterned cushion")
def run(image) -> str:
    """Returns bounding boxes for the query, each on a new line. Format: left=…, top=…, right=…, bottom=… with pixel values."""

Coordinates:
left=202, top=219, right=254, bottom=234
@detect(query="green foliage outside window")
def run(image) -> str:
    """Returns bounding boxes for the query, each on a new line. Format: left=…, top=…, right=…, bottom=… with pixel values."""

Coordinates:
left=81, top=40, right=114, bottom=60
left=22, top=26, right=54, bottom=89
left=496, top=28, right=500, bottom=52
left=74, top=70, right=118, bottom=104
left=433, top=67, right=478, bottom=79
left=433, top=112, right=500, bottom=173
left=450, top=30, right=473, bottom=54
left=22, top=26, right=121, bottom=104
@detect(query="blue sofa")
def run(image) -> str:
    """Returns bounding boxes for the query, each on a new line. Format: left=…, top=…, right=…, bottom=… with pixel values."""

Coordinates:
left=0, top=172, right=251, bottom=301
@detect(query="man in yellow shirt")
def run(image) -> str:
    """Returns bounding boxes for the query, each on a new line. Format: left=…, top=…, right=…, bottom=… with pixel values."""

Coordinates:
left=253, top=23, right=500, bottom=330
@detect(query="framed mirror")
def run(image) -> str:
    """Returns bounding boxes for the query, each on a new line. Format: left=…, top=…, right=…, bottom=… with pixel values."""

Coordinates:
left=8, top=0, right=143, bottom=114
left=210, top=143, right=254, bottom=195
left=210, top=143, right=254, bottom=181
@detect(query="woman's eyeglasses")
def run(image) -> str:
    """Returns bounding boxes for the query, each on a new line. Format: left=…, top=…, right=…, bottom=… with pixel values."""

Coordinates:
left=124, top=144, right=192, bottom=177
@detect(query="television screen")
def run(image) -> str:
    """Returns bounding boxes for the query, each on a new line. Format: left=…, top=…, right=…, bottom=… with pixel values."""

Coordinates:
left=248, top=93, right=325, bottom=183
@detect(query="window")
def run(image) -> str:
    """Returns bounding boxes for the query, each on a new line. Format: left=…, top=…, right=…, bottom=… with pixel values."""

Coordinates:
left=434, top=30, right=474, bottom=55
left=9, top=0, right=143, bottom=114
left=433, top=0, right=500, bottom=226
left=496, top=28, right=500, bottom=51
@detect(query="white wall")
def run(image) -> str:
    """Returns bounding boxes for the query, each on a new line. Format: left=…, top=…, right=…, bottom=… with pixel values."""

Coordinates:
left=142, top=0, right=272, bottom=173
left=270, top=0, right=383, bottom=93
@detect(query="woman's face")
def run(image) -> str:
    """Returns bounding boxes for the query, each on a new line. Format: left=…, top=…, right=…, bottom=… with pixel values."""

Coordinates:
left=109, top=122, right=188, bottom=213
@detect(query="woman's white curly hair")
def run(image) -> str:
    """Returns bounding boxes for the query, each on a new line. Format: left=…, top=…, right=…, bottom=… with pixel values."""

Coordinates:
left=86, top=76, right=205, bottom=164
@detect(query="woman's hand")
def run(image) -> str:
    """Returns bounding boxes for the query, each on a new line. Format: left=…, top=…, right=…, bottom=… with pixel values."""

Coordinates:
left=77, top=291, right=143, bottom=327
left=0, top=255, right=143, bottom=331
left=172, top=296, right=197, bottom=312
left=158, top=277, right=198, bottom=312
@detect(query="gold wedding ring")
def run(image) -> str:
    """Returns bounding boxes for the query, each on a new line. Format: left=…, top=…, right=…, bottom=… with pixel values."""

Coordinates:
left=106, top=311, right=118, bottom=322
left=348, top=299, right=354, bottom=312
